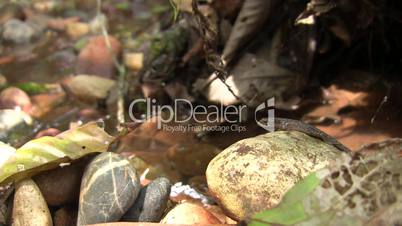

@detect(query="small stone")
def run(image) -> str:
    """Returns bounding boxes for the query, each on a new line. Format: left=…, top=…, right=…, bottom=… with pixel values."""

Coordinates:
left=34, top=159, right=88, bottom=206
left=122, top=177, right=171, bottom=222
left=53, top=207, right=77, bottom=226
left=160, top=202, right=221, bottom=224
left=35, top=128, right=61, bottom=138
left=76, top=35, right=121, bottom=78
left=0, top=87, right=32, bottom=112
left=64, top=75, right=115, bottom=103
left=2, top=19, right=35, bottom=44
left=0, top=74, right=7, bottom=87
left=124, top=53, right=143, bottom=71
left=77, top=152, right=141, bottom=226
left=12, top=179, right=52, bottom=226
left=66, top=22, right=90, bottom=39
left=206, top=131, right=341, bottom=220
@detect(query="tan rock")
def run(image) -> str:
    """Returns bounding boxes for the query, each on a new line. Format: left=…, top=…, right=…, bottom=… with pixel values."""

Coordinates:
left=12, top=179, right=52, bottom=226
left=66, top=22, right=90, bottom=39
left=160, top=202, right=221, bottom=224
left=64, top=75, right=115, bottom=102
left=124, top=53, right=143, bottom=71
left=0, top=87, right=32, bottom=112
left=206, top=131, right=341, bottom=220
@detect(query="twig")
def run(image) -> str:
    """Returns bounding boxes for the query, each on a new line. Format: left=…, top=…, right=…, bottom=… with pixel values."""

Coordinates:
left=96, top=0, right=126, bottom=132
left=191, top=0, right=251, bottom=106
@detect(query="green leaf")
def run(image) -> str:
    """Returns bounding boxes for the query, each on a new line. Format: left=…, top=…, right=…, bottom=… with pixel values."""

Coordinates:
left=250, top=173, right=321, bottom=226
left=0, top=122, right=114, bottom=185
left=15, top=82, right=50, bottom=95
left=250, top=143, right=402, bottom=226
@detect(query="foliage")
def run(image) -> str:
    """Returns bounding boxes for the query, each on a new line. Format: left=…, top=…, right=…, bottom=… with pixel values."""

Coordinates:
left=0, top=122, right=114, bottom=185
left=249, top=148, right=402, bottom=226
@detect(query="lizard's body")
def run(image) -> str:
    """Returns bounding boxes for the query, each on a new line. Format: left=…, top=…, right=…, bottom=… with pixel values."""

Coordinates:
left=270, top=117, right=351, bottom=153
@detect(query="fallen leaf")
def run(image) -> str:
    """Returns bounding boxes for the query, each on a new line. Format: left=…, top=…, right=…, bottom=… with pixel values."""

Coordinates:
left=250, top=141, right=402, bottom=226
left=222, top=0, right=279, bottom=64
left=0, top=122, right=114, bottom=185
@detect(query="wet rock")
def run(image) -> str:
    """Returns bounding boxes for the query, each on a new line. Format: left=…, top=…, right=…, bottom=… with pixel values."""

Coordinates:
left=53, top=206, right=77, bottom=226
left=34, top=159, right=88, bottom=206
left=206, top=131, right=342, bottom=220
left=76, top=35, right=121, bottom=78
left=0, top=87, right=32, bottom=112
left=2, top=19, right=34, bottom=44
left=77, top=152, right=140, bottom=226
left=160, top=202, right=221, bottom=224
left=122, top=177, right=171, bottom=222
left=12, top=179, right=52, bottom=226
left=64, top=75, right=115, bottom=103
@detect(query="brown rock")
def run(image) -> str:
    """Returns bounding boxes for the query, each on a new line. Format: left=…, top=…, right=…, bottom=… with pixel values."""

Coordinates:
left=76, top=35, right=121, bottom=78
left=78, top=108, right=104, bottom=122
left=54, top=207, right=77, bottom=226
left=35, top=128, right=61, bottom=138
left=0, top=87, right=32, bottom=112
left=160, top=202, right=221, bottom=224
left=34, top=159, right=88, bottom=206
left=30, top=91, right=66, bottom=118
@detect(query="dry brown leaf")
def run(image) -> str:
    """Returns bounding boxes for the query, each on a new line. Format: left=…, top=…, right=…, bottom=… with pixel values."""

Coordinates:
left=222, top=0, right=279, bottom=64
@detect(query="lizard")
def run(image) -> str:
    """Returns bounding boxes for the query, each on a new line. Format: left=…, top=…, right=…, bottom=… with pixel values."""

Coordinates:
left=260, top=117, right=351, bottom=153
